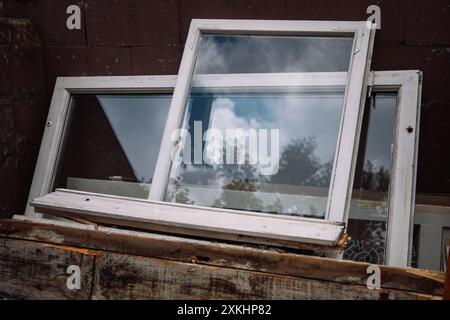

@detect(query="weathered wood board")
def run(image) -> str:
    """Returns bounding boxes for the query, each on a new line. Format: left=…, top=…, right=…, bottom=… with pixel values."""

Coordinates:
left=0, top=238, right=96, bottom=299
left=0, top=219, right=445, bottom=299
left=91, top=251, right=439, bottom=300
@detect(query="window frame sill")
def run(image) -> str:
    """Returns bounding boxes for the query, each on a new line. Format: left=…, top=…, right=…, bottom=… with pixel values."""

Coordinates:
left=31, top=188, right=347, bottom=251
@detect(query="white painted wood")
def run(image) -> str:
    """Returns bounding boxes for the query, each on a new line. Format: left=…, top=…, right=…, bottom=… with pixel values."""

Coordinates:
left=378, top=70, right=422, bottom=267
left=191, top=19, right=371, bottom=34
left=25, top=76, right=177, bottom=216
left=26, top=71, right=348, bottom=218
left=31, top=189, right=345, bottom=246
left=26, top=70, right=420, bottom=259
left=192, top=72, right=347, bottom=90
left=149, top=19, right=377, bottom=227
left=327, top=23, right=375, bottom=222
left=59, top=75, right=177, bottom=93
left=149, top=22, right=202, bottom=201
left=24, top=71, right=351, bottom=218
left=25, top=78, right=71, bottom=217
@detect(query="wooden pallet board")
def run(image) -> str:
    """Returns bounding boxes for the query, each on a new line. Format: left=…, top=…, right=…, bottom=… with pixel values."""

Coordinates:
left=0, top=238, right=95, bottom=299
left=0, top=218, right=445, bottom=299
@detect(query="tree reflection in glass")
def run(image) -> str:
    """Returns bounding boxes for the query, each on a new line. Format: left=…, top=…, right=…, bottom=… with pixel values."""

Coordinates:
left=344, top=93, right=397, bottom=264
left=165, top=33, right=355, bottom=218
left=165, top=91, right=344, bottom=218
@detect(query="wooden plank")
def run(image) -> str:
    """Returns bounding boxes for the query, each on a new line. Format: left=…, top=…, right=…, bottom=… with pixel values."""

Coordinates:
left=0, top=233, right=439, bottom=300
left=0, top=218, right=444, bottom=296
left=31, top=189, right=345, bottom=248
left=91, top=250, right=438, bottom=300
left=416, top=194, right=450, bottom=207
left=0, top=238, right=96, bottom=299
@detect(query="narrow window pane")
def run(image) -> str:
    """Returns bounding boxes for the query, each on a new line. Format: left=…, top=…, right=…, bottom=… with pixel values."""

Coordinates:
left=165, top=33, right=355, bottom=218
left=195, top=35, right=354, bottom=74
left=344, top=93, right=397, bottom=264
left=53, top=94, right=171, bottom=198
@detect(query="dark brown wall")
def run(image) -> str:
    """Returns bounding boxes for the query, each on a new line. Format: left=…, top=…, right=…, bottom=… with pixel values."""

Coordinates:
left=0, top=16, right=47, bottom=218
left=1, top=0, right=449, bottom=216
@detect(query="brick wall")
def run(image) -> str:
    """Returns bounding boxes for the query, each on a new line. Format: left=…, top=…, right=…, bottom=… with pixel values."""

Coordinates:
left=1, top=0, right=449, bottom=216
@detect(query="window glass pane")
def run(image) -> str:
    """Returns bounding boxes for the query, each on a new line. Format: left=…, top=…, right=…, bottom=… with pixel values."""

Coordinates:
left=165, top=88, right=345, bottom=218
left=53, top=94, right=171, bottom=198
left=344, top=93, right=397, bottom=264
left=165, top=33, right=355, bottom=218
left=195, top=35, right=354, bottom=73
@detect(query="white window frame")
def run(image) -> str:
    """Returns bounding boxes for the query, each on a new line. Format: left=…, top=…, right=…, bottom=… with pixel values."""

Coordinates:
left=25, top=75, right=348, bottom=250
left=368, top=70, right=422, bottom=267
left=150, top=20, right=376, bottom=226
left=25, top=69, right=421, bottom=266
left=25, top=75, right=177, bottom=217
left=27, top=20, right=382, bottom=254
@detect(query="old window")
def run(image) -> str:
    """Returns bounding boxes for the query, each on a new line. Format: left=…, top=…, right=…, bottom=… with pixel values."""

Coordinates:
left=25, top=21, right=426, bottom=263
left=151, top=20, right=376, bottom=228
left=26, top=69, right=421, bottom=267
left=344, top=70, right=422, bottom=266
left=163, top=34, right=353, bottom=218
left=26, top=75, right=176, bottom=213
left=52, top=94, right=171, bottom=199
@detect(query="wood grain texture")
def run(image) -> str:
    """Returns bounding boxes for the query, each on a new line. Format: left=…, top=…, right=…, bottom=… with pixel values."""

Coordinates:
left=0, top=238, right=96, bottom=299
left=90, top=251, right=439, bottom=300
left=0, top=235, right=441, bottom=300
left=0, top=218, right=445, bottom=298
